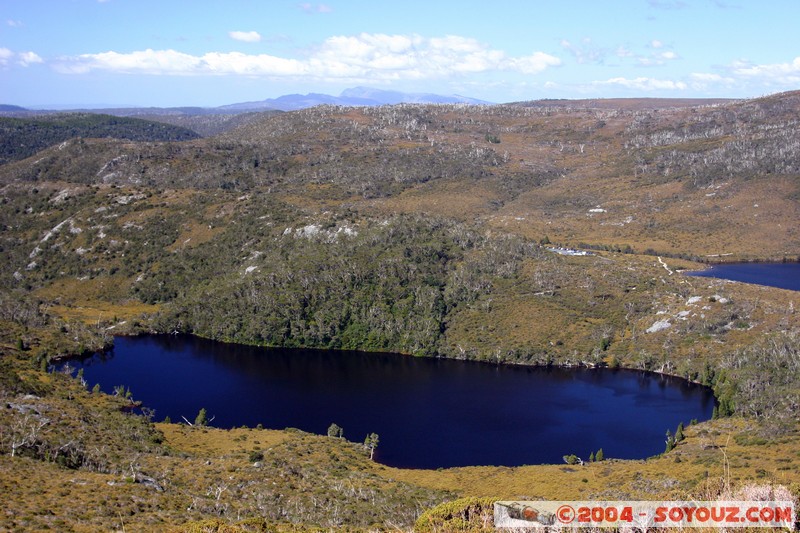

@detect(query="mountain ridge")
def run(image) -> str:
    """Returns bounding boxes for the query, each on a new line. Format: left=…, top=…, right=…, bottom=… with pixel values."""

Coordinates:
left=217, top=86, right=493, bottom=111
left=3, top=90, right=798, bottom=260
left=1, top=87, right=494, bottom=116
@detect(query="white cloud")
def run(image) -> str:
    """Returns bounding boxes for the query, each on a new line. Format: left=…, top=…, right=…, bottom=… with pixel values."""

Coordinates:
left=691, top=73, right=727, bottom=82
left=687, top=56, right=800, bottom=93
left=18, top=51, right=43, bottom=66
left=0, top=48, right=43, bottom=68
left=0, top=47, right=13, bottom=66
left=730, top=56, right=800, bottom=83
left=689, top=72, right=736, bottom=91
left=595, top=76, right=687, bottom=91
left=54, top=33, right=561, bottom=81
left=616, top=46, right=633, bottom=58
left=680, top=56, right=800, bottom=94
left=648, top=0, right=688, bottom=9
left=7, top=19, right=23, bottom=27
left=504, top=52, right=561, bottom=74
left=561, top=38, right=608, bottom=64
left=229, top=30, right=262, bottom=43
left=299, top=3, right=332, bottom=13
left=712, top=0, right=742, bottom=8
left=635, top=51, right=679, bottom=66
left=635, top=46, right=679, bottom=66
left=55, top=48, right=305, bottom=76
left=563, top=38, right=676, bottom=66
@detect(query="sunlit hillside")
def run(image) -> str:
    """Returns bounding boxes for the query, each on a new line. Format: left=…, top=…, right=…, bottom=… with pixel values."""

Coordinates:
left=1, top=94, right=798, bottom=531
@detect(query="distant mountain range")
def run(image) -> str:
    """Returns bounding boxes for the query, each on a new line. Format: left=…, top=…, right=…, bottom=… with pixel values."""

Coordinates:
left=1, top=87, right=493, bottom=117
left=3, top=87, right=750, bottom=117
left=218, top=87, right=492, bottom=111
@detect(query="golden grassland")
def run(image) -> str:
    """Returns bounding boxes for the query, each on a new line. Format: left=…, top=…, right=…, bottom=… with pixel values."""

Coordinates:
left=339, top=107, right=800, bottom=261
left=162, top=417, right=800, bottom=504
left=33, top=277, right=160, bottom=324
left=2, top=415, right=797, bottom=532
left=278, top=186, right=364, bottom=212
left=158, top=423, right=291, bottom=456
left=371, top=178, right=499, bottom=220
left=375, top=169, right=800, bottom=262
left=167, top=220, right=226, bottom=252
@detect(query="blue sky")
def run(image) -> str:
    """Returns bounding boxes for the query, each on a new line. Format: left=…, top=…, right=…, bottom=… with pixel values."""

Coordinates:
left=2, top=0, right=800, bottom=107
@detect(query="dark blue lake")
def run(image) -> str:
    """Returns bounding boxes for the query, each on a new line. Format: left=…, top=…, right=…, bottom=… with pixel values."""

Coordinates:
left=66, top=334, right=714, bottom=469
left=687, top=262, right=800, bottom=291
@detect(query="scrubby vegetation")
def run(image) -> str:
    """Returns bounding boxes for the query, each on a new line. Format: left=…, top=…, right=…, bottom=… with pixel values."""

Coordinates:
left=1, top=93, right=799, bottom=530
left=414, top=497, right=497, bottom=532
left=136, top=110, right=280, bottom=138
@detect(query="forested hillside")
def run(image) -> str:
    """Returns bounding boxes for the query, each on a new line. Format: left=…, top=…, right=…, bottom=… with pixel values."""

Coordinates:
left=0, top=113, right=201, bottom=165
left=136, top=110, right=280, bottom=137
left=4, top=94, right=798, bottom=257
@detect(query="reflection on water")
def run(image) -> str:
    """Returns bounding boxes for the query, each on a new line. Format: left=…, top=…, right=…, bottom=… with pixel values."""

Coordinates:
left=68, top=334, right=715, bottom=469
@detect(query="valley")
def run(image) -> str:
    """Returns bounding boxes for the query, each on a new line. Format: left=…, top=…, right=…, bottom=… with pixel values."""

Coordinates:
left=0, top=93, right=799, bottom=531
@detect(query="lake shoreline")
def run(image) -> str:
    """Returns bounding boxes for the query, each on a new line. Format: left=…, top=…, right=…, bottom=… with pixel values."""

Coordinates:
left=682, top=261, right=800, bottom=292
left=69, top=328, right=715, bottom=390
left=61, top=333, right=715, bottom=468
